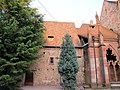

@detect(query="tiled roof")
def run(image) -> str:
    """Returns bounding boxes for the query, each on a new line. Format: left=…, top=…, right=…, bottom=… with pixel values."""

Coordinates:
left=43, top=21, right=81, bottom=47
left=77, top=24, right=117, bottom=39
left=43, top=21, right=117, bottom=47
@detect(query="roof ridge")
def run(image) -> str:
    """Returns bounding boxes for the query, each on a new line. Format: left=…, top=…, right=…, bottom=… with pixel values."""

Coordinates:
left=44, top=21, right=74, bottom=24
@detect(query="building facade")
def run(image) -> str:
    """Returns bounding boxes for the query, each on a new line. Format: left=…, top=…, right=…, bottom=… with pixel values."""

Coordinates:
left=23, top=21, right=85, bottom=86
left=23, top=0, right=120, bottom=88
left=23, top=16, right=120, bottom=88
left=78, top=14, right=120, bottom=88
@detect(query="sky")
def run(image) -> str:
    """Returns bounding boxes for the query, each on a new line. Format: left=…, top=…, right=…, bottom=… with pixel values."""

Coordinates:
left=30, top=0, right=104, bottom=26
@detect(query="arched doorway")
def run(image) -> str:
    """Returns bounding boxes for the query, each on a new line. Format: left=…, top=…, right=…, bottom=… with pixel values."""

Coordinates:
left=106, top=48, right=120, bottom=82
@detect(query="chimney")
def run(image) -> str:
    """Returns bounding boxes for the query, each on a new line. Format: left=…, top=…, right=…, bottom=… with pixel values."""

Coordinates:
left=90, top=20, right=93, bottom=25
left=90, top=20, right=95, bottom=29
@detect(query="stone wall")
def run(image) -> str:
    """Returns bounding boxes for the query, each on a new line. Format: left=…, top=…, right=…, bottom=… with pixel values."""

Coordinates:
left=30, top=47, right=84, bottom=86
left=100, top=0, right=120, bottom=32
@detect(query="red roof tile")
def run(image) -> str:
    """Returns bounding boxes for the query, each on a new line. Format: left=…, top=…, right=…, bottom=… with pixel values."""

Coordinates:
left=43, top=21, right=81, bottom=47
left=77, top=24, right=117, bottom=39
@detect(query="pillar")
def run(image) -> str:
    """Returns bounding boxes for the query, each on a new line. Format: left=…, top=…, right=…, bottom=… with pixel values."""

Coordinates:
left=101, top=46, right=110, bottom=87
left=88, top=34, right=98, bottom=88
left=98, top=33, right=106, bottom=87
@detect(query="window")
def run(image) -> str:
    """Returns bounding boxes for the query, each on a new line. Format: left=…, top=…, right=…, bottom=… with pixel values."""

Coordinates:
left=48, top=36, right=54, bottom=38
left=110, top=28, right=113, bottom=31
left=77, top=56, right=81, bottom=58
left=42, top=52, right=46, bottom=57
left=48, top=36, right=54, bottom=41
left=50, top=57, right=54, bottom=64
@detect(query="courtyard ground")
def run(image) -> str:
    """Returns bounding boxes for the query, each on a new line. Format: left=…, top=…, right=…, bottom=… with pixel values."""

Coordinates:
left=21, top=86, right=120, bottom=90
left=21, top=86, right=61, bottom=90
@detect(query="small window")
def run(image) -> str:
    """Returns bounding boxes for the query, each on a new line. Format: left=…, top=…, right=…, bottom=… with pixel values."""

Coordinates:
left=89, top=25, right=95, bottom=29
left=77, top=56, right=81, bottom=58
left=48, top=36, right=54, bottom=38
left=42, top=52, right=46, bottom=57
left=48, top=36, right=54, bottom=41
left=91, top=25, right=95, bottom=29
left=110, top=28, right=113, bottom=31
left=50, top=57, right=54, bottom=64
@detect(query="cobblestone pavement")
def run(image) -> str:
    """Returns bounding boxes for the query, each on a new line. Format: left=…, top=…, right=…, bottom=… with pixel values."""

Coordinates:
left=21, top=86, right=120, bottom=90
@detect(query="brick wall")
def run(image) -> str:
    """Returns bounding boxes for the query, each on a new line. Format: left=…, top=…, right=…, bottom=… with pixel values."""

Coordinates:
left=30, top=48, right=84, bottom=86
left=100, top=0, right=120, bottom=32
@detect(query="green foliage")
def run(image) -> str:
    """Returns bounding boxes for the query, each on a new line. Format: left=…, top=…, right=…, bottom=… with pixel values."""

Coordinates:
left=0, top=0, right=45, bottom=90
left=58, top=34, right=79, bottom=90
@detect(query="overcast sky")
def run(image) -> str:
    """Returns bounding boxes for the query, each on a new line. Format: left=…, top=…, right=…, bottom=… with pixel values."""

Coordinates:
left=30, top=0, right=104, bottom=26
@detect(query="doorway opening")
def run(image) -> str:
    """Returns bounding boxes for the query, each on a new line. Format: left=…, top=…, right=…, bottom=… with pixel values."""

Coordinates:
left=24, top=72, right=33, bottom=86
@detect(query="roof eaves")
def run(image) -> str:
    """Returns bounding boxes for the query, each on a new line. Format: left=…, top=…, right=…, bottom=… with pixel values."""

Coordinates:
left=43, top=45, right=85, bottom=49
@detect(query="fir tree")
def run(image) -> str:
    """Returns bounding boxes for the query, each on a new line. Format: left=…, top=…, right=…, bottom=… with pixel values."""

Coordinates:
left=0, top=0, right=45, bottom=90
left=58, top=34, right=79, bottom=90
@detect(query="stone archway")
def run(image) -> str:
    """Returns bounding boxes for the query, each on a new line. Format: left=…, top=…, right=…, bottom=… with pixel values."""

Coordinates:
left=106, top=48, right=120, bottom=82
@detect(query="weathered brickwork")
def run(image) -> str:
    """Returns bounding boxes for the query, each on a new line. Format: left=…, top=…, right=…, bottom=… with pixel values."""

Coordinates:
left=30, top=48, right=84, bottom=86
left=100, top=0, right=120, bottom=32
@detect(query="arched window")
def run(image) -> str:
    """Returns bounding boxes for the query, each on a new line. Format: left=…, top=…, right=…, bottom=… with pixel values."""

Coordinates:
left=106, top=48, right=120, bottom=82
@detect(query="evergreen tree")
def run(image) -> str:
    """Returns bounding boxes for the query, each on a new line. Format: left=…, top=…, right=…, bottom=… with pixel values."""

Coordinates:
left=58, top=34, right=79, bottom=90
left=0, top=0, right=45, bottom=90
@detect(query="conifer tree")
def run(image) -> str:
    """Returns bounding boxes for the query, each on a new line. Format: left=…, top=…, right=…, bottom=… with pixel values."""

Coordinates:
left=0, top=0, right=45, bottom=90
left=58, top=34, right=79, bottom=90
